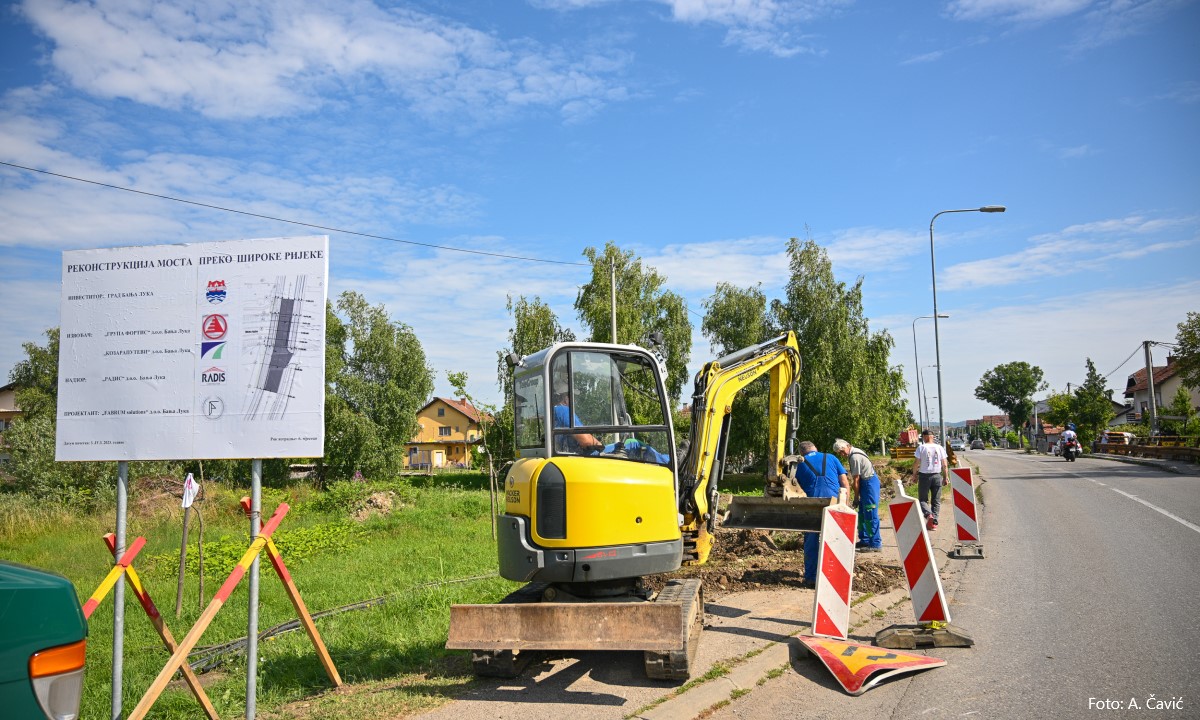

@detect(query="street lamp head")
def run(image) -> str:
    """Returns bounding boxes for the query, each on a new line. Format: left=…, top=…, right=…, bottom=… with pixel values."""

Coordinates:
left=936, top=313, right=950, bottom=318
left=980, top=205, right=1006, bottom=213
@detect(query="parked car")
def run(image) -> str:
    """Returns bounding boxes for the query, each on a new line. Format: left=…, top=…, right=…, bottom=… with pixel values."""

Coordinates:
left=950, top=438, right=966, bottom=451
left=0, top=561, right=88, bottom=720
left=970, top=439, right=985, bottom=450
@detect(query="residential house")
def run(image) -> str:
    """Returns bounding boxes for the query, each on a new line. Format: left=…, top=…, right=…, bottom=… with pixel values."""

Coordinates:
left=0, top=382, right=19, bottom=466
left=405, top=397, right=486, bottom=469
left=1124, top=356, right=1200, bottom=424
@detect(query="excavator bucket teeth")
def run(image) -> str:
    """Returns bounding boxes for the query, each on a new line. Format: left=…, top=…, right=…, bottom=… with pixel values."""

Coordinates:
left=721, top=495, right=835, bottom=532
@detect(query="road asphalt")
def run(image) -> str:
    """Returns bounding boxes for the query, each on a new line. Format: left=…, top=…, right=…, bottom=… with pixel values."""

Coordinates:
left=411, top=449, right=1197, bottom=720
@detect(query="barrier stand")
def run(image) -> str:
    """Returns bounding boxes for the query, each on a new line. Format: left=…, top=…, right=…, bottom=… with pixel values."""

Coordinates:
left=875, top=480, right=973, bottom=649
left=238, top=497, right=343, bottom=688
left=102, top=534, right=220, bottom=720
left=811, top=502, right=857, bottom=639
left=82, top=536, right=147, bottom=620
left=947, top=467, right=984, bottom=559
left=127, top=503, right=289, bottom=720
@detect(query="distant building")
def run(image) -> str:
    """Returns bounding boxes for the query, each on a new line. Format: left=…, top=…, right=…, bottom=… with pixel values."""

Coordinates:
left=1124, top=356, right=1200, bottom=422
left=404, top=397, right=487, bottom=469
left=0, top=382, right=19, bottom=466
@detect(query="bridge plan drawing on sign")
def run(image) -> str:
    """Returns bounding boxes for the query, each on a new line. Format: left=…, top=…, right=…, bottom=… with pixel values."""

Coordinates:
left=241, top=275, right=321, bottom=421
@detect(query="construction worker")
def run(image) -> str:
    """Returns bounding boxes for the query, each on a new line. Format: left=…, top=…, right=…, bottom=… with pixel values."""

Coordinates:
left=912, top=429, right=949, bottom=531
left=793, top=440, right=850, bottom=587
left=834, top=439, right=881, bottom=552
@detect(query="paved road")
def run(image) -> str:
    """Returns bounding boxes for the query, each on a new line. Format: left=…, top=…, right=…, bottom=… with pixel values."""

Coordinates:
left=709, top=450, right=1200, bottom=719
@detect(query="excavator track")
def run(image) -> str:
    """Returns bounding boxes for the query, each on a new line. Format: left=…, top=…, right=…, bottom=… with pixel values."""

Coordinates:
left=643, top=578, right=704, bottom=681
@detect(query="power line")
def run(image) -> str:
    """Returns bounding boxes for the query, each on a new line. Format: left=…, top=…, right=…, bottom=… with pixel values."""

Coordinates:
left=1104, top=344, right=1143, bottom=381
left=0, top=160, right=588, bottom=267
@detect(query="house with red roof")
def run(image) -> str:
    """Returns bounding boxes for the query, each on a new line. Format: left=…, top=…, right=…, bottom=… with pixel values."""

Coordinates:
left=405, top=397, right=488, bottom=469
left=1124, top=356, right=1200, bottom=422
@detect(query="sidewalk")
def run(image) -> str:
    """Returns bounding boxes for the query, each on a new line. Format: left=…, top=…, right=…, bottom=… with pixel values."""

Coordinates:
left=632, top=504, right=964, bottom=720
left=1088, top=451, right=1200, bottom=477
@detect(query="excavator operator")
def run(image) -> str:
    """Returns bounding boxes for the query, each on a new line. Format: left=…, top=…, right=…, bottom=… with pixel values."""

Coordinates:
left=552, top=380, right=604, bottom=454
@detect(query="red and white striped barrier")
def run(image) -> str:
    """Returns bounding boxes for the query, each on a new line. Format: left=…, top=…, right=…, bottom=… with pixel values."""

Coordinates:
left=812, top=503, right=857, bottom=639
left=948, top=467, right=984, bottom=558
left=887, top=491, right=950, bottom=623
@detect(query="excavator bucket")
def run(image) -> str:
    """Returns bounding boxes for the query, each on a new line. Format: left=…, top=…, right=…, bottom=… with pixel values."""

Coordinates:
left=721, top=494, right=840, bottom=532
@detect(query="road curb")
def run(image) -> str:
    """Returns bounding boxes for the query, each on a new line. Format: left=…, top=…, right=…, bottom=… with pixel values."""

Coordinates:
left=1088, top=452, right=1200, bottom=476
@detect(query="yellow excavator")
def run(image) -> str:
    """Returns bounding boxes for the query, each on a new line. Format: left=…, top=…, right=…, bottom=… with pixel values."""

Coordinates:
left=446, top=332, right=838, bottom=679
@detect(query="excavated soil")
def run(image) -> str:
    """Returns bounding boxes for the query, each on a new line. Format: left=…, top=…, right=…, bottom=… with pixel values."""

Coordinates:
left=645, top=527, right=905, bottom=600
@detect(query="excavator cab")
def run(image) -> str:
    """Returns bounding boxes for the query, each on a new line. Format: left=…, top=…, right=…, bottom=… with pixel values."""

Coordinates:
left=500, top=343, right=684, bottom=586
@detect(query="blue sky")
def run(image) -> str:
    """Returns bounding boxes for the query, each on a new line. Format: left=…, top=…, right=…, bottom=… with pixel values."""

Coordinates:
left=2, top=0, right=1198, bottom=424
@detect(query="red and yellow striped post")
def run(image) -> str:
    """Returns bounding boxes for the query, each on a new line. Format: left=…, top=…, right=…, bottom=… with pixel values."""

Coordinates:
left=82, top=536, right=146, bottom=620
left=239, top=497, right=343, bottom=687
left=102, top=534, right=220, bottom=720
left=127, top=503, right=289, bottom=720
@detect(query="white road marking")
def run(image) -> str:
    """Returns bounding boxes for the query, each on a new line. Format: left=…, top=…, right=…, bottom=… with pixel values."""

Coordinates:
left=1109, top=488, right=1200, bottom=535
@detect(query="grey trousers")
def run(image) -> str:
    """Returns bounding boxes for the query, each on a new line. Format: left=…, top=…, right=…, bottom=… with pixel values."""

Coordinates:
left=918, top=472, right=944, bottom=521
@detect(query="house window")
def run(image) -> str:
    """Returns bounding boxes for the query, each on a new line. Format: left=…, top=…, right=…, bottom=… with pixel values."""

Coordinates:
left=439, top=427, right=451, bottom=437
left=438, top=408, right=445, bottom=417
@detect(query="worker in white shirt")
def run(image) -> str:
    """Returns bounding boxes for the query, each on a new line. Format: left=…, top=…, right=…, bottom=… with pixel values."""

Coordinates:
left=912, top=428, right=950, bottom=531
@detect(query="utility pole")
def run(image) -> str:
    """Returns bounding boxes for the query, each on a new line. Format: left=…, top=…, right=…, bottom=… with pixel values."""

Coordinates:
left=1144, top=341, right=1158, bottom=434
left=610, top=260, right=617, bottom=344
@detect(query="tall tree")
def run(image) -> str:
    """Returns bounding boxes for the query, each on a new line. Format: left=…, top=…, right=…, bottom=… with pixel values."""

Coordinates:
left=702, top=282, right=771, bottom=469
left=1071, top=358, right=1115, bottom=446
left=974, top=361, right=1047, bottom=448
left=320, top=291, right=434, bottom=480
left=1174, top=311, right=1200, bottom=390
left=1159, top=386, right=1195, bottom=436
left=496, top=295, right=575, bottom=401
left=575, top=242, right=692, bottom=403
left=769, top=237, right=908, bottom=450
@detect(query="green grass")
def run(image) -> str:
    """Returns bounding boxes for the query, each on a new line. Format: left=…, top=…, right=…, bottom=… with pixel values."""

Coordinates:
left=0, top=473, right=515, bottom=720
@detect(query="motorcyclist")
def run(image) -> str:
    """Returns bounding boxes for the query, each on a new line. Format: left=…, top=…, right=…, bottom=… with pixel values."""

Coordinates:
left=1061, top=423, right=1079, bottom=444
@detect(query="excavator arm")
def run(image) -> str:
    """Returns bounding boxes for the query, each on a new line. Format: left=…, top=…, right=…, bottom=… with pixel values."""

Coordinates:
left=676, top=333, right=813, bottom=563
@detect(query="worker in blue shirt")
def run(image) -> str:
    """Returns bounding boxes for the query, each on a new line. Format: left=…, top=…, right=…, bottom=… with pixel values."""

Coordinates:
left=793, top=440, right=850, bottom=588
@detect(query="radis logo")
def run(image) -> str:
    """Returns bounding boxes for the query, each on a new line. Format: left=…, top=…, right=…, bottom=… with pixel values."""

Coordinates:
left=201, top=341, right=226, bottom=359
left=201, top=366, right=226, bottom=384
left=202, top=314, right=228, bottom=340
left=206, top=279, right=227, bottom=304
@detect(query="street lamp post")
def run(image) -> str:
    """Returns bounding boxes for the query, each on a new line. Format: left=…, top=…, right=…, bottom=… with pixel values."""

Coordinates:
left=930, top=205, right=1005, bottom=450
left=912, top=314, right=949, bottom=431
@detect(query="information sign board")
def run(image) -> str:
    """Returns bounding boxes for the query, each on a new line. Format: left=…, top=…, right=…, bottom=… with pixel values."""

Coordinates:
left=56, top=236, right=328, bottom=460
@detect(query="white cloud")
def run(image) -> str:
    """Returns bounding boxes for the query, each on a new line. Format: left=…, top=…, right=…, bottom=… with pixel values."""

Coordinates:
left=645, top=236, right=789, bottom=294
left=876, top=279, right=1200, bottom=422
left=1154, top=81, right=1200, bottom=105
left=1071, top=0, right=1189, bottom=51
left=0, top=102, right=481, bottom=250
left=902, top=50, right=946, bottom=65
left=659, top=0, right=850, bottom=57
left=940, top=214, right=1197, bottom=291
left=18, top=0, right=632, bottom=122
left=945, top=0, right=1094, bottom=22
left=1058, top=143, right=1094, bottom=158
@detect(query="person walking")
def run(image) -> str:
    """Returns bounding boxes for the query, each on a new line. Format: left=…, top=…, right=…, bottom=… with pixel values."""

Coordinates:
left=912, top=429, right=949, bottom=531
left=792, top=440, right=850, bottom=587
left=834, top=439, right=881, bottom=552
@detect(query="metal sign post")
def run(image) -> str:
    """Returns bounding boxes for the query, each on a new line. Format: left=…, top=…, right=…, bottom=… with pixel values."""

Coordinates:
left=113, top=460, right=128, bottom=720
left=247, top=459, right=262, bottom=719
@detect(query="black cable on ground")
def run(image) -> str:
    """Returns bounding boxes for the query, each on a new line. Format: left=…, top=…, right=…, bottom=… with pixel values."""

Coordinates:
left=184, top=572, right=498, bottom=674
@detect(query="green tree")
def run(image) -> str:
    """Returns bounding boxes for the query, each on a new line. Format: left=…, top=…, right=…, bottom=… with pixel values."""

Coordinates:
left=320, top=291, right=434, bottom=481
left=974, top=361, right=1047, bottom=448
left=575, top=242, right=692, bottom=403
left=701, top=282, right=771, bottom=469
left=1159, top=386, right=1196, bottom=436
left=768, top=236, right=907, bottom=451
left=1071, top=358, right=1115, bottom=446
left=1042, top=390, right=1073, bottom=428
left=1175, top=311, right=1200, bottom=390
left=768, top=237, right=908, bottom=450
left=496, top=295, right=576, bottom=401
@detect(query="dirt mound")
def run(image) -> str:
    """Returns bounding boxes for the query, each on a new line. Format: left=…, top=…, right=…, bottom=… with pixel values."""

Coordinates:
left=351, top=491, right=402, bottom=521
left=647, top=526, right=905, bottom=600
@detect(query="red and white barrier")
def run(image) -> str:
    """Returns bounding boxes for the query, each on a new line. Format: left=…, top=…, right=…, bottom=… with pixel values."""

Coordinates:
left=887, top=492, right=950, bottom=623
left=812, top=503, right=857, bottom=639
left=950, top=467, right=981, bottom=543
